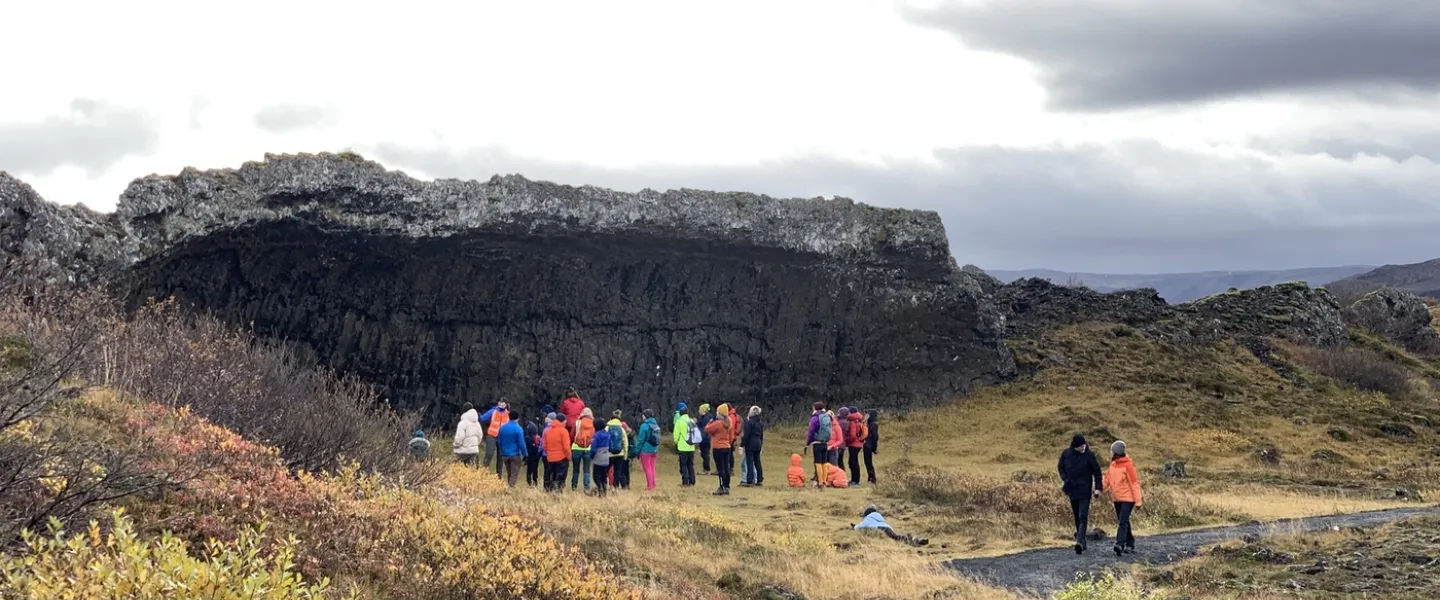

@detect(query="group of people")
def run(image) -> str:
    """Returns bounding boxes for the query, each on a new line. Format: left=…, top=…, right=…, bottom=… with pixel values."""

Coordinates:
left=1058, top=433, right=1143, bottom=557
left=427, top=391, right=883, bottom=497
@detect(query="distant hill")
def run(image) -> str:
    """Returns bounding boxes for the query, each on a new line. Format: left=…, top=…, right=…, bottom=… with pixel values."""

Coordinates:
left=986, top=266, right=1375, bottom=303
left=1325, top=258, right=1440, bottom=302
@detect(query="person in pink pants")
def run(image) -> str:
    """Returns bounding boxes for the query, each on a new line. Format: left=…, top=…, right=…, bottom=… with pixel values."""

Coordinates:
left=636, top=408, right=662, bottom=490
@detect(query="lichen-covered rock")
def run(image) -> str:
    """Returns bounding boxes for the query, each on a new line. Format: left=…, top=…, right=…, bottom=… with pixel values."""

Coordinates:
left=2, top=153, right=1016, bottom=424
left=0, top=173, right=130, bottom=285
left=992, top=277, right=1172, bottom=338
left=1345, top=287, right=1440, bottom=356
left=1164, top=282, right=1347, bottom=347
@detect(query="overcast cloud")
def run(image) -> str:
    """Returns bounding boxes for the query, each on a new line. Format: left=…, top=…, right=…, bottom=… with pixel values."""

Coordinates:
left=906, top=0, right=1440, bottom=111
left=3, top=0, right=1440, bottom=273
left=0, top=99, right=159, bottom=177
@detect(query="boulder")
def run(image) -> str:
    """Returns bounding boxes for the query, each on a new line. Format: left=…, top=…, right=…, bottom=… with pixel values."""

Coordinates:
left=1161, top=461, right=1188, bottom=478
left=1345, top=287, right=1440, bottom=355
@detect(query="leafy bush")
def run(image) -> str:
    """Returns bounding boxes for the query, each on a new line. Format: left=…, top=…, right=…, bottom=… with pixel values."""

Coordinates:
left=0, top=510, right=334, bottom=600
left=1054, top=572, right=1160, bottom=600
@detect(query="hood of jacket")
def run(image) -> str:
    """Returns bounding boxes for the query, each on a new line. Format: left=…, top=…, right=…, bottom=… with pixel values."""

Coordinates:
left=460, top=408, right=478, bottom=423
left=790, top=453, right=802, bottom=468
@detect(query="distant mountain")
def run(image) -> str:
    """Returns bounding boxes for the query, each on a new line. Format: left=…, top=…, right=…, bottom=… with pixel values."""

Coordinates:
left=986, top=266, right=1376, bottom=303
left=1325, top=258, right=1440, bottom=302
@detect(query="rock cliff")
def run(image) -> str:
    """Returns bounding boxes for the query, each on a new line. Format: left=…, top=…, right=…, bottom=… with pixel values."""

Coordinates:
left=2, top=153, right=1015, bottom=423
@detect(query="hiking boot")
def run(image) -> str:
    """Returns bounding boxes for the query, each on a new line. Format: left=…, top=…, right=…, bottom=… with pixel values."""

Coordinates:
left=1114, top=545, right=1123, bottom=558
left=1073, top=543, right=1083, bottom=555
left=713, top=488, right=725, bottom=495
left=722, top=487, right=731, bottom=495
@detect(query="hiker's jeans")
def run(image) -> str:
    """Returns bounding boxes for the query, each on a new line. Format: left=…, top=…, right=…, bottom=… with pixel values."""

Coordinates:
left=640, top=453, right=658, bottom=489
left=698, top=440, right=712, bottom=472
left=742, top=449, right=762, bottom=484
left=1070, top=496, right=1092, bottom=546
left=571, top=450, right=592, bottom=489
left=848, top=447, right=862, bottom=483
left=678, top=451, right=696, bottom=485
left=714, top=448, right=733, bottom=489
left=482, top=436, right=497, bottom=467
left=611, top=457, right=630, bottom=489
left=1114, top=501, right=1136, bottom=549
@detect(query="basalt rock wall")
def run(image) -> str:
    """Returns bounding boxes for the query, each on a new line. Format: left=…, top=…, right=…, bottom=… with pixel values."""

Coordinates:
left=3, top=153, right=1015, bottom=424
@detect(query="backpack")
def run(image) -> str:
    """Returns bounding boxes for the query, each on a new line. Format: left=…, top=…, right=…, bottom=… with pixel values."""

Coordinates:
left=855, top=420, right=869, bottom=443
left=686, top=419, right=704, bottom=445
left=813, top=412, right=832, bottom=443
left=607, top=424, right=625, bottom=454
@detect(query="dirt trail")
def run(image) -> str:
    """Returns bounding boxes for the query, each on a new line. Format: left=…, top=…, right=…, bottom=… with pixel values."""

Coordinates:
left=944, top=505, right=1440, bottom=597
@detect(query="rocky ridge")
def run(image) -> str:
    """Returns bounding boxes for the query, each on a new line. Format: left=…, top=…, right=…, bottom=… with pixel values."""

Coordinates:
left=2, top=153, right=1011, bottom=423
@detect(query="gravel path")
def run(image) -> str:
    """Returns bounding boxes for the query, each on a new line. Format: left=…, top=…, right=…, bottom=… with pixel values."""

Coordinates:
left=944, top=505, right=1440, bottom=597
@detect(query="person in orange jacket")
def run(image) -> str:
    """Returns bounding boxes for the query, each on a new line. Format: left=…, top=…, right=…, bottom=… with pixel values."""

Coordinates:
left=1105, top=440, right=1143, bottom=556
left=705, top=404, right=737, bottom=495
left=542, top=413, right=572, bottom=492
left=786, top=453, right=806, bottom=488
left=845, top=410, right=867, bottom=486
left=826, top=410, right=844, bottom=467
left=824, top=463, right=849, bottom=488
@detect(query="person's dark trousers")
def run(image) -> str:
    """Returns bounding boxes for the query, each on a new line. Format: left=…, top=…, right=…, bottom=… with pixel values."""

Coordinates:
left=746, top=450, right=763, bottom=484
left=613, top=457, right=631, bottom=489
left=1070, top=496, right=1092, bottom=548
left=593, top=464, right=610, bottom=497
left=698, top=440, right=712, bottom=473
left=714, top=448, right=733, bottom=490
left=863, top=447, right=877, bottom=483
left=525, top=455, right=541, bottom=486
left=847, top=447, right=862, bottom=484
left=542, top=461, right=559, bottom=491
left=835, top=446, right=845, bottom=470
left=482, top=436, right=497, bottom=468
left=678, top=451, right=696, bottom=486
left=546, top=461, right=569, bottom=492
left=811, top=442, right=828, bottom=483
left=503, top=456, right=523, bottom=487
left=495, top=448, right=504, bottom=478
left=1114, top=502, right=1136, bottom=549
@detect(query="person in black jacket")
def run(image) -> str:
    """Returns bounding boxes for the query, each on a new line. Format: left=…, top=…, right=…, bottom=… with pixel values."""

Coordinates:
left=739, top=406, right=765, bottom=486
left=1058, top=433, right=1104, bottom=554
left=863, top=409, right=879, bottom=484
left=524, top=420, right=542, bottom=486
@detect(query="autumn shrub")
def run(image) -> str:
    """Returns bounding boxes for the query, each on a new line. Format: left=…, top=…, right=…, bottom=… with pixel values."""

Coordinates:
left=878, top=459, right=1070, bottom=522
left=1297, top=346, right=1413, bottom=401
left=0, top=510, right=336, bottom=600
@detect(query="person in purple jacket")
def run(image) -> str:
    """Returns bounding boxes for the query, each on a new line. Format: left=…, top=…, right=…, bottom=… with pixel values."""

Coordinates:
left=804, top=401, right=833, bottom=489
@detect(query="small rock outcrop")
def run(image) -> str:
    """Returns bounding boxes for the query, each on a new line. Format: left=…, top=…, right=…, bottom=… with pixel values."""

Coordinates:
left=992, top=278, right=1172, bottom=338
left=2, top=153, right=1016, bottom=424
left=1344, top=288, right=1440, bottom=355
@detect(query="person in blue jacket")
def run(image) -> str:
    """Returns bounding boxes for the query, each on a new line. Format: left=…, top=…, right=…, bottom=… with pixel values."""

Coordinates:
left=589, top=425, right=613, bottom=497
left=854, top=505, right=927, bottom=546
left=496, top=416, right=528, bottom=487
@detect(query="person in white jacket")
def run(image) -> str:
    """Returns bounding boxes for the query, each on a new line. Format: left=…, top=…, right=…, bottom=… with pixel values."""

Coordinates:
left=453, top=403, right=483, bottom=466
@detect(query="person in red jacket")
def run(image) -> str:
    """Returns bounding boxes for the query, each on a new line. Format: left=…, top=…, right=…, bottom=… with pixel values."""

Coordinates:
left=559, top=388, right=585, bottom=424
left=846, top=410, right=868, bottom=486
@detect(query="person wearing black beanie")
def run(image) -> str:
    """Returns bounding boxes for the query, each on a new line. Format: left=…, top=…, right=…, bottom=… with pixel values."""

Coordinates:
left=1057, top=433, right=1104, bottom=554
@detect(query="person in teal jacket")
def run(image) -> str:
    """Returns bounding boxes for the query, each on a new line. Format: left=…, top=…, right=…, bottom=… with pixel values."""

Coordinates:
left=672, top=402, right=696, bottom=486
left=636, top=409, right=662, bottom=490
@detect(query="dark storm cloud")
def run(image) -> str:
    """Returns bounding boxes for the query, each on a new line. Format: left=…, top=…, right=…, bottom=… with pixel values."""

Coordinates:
left=904, top=1, right=1440, bottom=110
left=0, top=99, right=159, bottom=177
left=253, top=103, right=327, bottom=133
left=370, top=141, right=1440, bottom=273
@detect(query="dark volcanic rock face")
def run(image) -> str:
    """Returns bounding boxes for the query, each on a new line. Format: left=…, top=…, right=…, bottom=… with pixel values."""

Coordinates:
left=1345, top=287, right=1440, bottom=356
left=4, top=153, right=1014, bottom=423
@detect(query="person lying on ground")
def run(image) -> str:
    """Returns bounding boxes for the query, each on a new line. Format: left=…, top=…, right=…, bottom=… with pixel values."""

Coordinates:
left=853, top=505, right=928, bottom=546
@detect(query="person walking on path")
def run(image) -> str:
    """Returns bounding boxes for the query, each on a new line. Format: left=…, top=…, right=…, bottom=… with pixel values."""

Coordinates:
left=453, top=403, right=483, bottom=466
left=696, top=404, right=714, bottom=475
left=804, top=402, right=833, bottom=488
left=606, top=410, right=631, bottom=490
left=863, top=409, right=879, bottom=484
left=1105, top=440, right=1143, bottom=556
left=845, top=409, right=868, bottom=486
left=560, top=388, right=585, bottom=427
left=672, top=402, right=698, bottom=486
left=1058, top=433, right=1104, bottom=554
left=408, top=429, right=430, bottom=461
left=705, top=403, right=736, bottom=495
left=636, top=409, right=662, bottom=490
left=543, top=414, right=572, bottom=492
left=496, top=413, right=528, bottom=487
left=482, top=399, right=511, bottom=476
left=740, top=406, right=764, bottom=486
left=524, top=421, right=542, bottom=486
left=570, top=407, right=597, bottom=491
left=590, top=424, right=612, bottom=497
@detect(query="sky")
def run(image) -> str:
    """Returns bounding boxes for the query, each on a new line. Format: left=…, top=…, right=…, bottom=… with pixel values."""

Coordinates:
left=3, top=0, right=1439, bottom=273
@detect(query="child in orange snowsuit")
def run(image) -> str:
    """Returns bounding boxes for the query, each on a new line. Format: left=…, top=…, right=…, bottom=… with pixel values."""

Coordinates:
left=787, top=453, right=806, bottom=487
left=825, top=464, right=849, bottom=488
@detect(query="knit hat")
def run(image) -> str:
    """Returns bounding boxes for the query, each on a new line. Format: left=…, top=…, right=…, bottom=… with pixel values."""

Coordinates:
left=837, top=407, right=850, bottom=419
left=717, top=404, right=729, bottom=417
left=541, top=404, right=554, bottom=415
left=1071, top=433, right=1087, bottom=449
left=1111, top=440, right=1127, bottom=456
left=413, top=429, right=425, bottom=438
left=813, top=401, right=826, bottom=411
left=677, top=402, right=687, bottom=412
left=700, top=403, right=711, bottom=414
left=581, top=407, right=593, bottom=418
